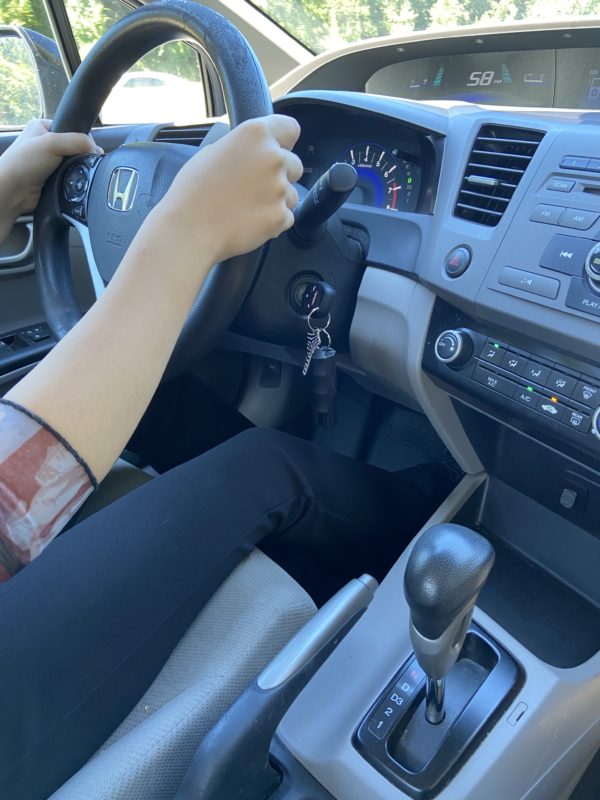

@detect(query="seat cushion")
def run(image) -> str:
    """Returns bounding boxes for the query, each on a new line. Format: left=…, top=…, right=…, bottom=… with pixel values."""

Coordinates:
left=51, top=549, right=316, bottom=800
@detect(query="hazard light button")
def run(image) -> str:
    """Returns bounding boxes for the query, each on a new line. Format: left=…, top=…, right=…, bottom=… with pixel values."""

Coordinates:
left=444, top=246, right=472, bottom=278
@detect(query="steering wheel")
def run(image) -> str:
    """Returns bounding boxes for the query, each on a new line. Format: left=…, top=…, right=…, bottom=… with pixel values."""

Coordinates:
left=34, top=0, right=272, bottom=378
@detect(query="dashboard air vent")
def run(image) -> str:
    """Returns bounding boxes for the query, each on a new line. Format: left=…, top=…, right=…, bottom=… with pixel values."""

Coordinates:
left=154, top=124, right=213, bottom=147
left=454, top=124, right=545, bottom=227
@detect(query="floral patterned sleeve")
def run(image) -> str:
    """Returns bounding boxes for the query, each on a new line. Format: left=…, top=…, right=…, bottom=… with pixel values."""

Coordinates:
left=0, top=399, right=96, bottom=581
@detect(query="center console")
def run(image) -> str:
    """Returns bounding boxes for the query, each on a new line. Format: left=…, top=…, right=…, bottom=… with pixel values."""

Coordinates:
left=271, top=119, right=600, bottom=798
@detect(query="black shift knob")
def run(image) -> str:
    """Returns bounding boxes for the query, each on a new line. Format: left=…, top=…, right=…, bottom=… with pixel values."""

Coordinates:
left=404, top=523, right=495, bottom=681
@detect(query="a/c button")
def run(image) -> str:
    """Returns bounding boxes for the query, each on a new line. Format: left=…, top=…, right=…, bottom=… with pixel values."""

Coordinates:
left=514, top=387, right=541, bottom=409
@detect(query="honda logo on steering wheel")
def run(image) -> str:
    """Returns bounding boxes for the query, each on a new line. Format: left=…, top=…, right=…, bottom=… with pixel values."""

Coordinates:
left=107, top=167, right=139, bottom=212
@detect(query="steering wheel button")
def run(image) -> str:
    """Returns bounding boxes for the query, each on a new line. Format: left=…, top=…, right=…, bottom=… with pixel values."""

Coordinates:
left=64, top=163, right=89, bottom=204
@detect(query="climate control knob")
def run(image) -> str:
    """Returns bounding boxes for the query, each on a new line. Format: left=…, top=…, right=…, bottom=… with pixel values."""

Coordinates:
left=434, top=329, right=473, bottom=367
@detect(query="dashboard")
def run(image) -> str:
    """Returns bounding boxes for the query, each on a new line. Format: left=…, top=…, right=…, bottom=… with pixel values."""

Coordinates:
left=273, top=86, right=600, bottom=478
left=269, top=23, right=600, bottom=483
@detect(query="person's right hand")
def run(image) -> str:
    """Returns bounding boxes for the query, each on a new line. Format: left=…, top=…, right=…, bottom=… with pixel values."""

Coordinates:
left=150, top=114, right=303, bottom=265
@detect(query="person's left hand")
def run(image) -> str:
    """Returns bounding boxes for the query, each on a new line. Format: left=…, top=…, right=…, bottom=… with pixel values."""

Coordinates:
left=0, top=118, right=102, bottom=216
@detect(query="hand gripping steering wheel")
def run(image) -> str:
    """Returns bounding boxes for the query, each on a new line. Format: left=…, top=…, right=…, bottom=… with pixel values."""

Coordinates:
left=34, top=0, right=272, bottom=378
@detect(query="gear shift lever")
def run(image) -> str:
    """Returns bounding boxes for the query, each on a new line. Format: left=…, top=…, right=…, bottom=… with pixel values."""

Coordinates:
left=404, top=524, right=495, bottom=724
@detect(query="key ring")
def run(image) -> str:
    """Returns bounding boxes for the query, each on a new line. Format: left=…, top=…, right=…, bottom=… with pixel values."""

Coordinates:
left=307, top=307, right=331, bottom=333
left=307, top=307, right=332, bottom=347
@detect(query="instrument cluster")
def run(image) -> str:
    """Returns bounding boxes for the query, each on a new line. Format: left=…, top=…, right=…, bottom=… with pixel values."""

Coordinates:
left=292, top=104, right=433, bottom=215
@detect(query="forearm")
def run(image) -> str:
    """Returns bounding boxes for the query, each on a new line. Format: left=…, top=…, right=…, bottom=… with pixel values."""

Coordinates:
left=0, top=168, right=26, bottom=246
left=6, top=204, right=217, bottom=482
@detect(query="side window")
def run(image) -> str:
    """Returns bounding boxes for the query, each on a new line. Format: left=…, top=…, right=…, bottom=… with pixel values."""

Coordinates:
left=65, top=0, right=207, bottom=125
left=0, top=0, right=207, bottom=128
left=0, top=0, right=67, bottom=128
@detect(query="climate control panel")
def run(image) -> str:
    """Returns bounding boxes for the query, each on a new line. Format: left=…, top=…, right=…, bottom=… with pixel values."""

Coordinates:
left=424, top=301, right=600, bottom=462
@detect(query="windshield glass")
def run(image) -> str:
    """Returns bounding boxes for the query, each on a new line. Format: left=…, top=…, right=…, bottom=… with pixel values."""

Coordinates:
left=252, top=0, right=600, bottom=53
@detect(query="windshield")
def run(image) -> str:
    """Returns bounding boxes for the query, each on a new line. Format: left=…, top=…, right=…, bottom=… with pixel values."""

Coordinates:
left=252, top=0, right=600, bottom=54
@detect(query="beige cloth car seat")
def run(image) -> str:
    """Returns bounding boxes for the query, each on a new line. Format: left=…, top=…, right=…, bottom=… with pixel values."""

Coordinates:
left=51, top=462, right=317, bottom=800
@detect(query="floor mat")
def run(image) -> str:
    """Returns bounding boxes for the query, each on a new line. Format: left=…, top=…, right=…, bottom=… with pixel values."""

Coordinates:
left=570, top=749, right=600, bottom=799
left=365, top=400, right=452, bottom=471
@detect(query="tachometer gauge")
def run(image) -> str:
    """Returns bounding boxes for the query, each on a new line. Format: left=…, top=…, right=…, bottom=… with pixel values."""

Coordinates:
left=338, top=144, right=416, bottom=211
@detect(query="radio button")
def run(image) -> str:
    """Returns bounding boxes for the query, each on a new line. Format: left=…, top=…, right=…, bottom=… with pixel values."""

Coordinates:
left=563, top=408, right=591, bottom=434
left=522, top=361, right=551, bottom=385
left=547, top=178, right=575, bottom=193
left=498, top=266, right=560, bottom=299
left=560, top=156, right=590, bottom=170
left=545, top=371, right=577, bottom=397
left=572, top=381, right=600, bottom=407
left=559, top=209, right=600, bottom=231
left=566, top=277, right=600, bottom=316
left=530, top=204, right=565, bottom=225
left=539, top=235, right=592, bottom=276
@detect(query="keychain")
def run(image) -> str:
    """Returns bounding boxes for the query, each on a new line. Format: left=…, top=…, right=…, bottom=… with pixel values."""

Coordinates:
left=302, top=310, right=331, bottom=375
left=302, top=307, right=338, bottom=428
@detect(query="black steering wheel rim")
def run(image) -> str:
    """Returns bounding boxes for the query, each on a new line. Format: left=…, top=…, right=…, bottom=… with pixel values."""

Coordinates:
left=34, top=0, right=272, bottom=378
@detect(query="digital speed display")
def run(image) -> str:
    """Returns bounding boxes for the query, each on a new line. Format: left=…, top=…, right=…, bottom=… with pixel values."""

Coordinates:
left=367, top=51, right=555, bottom=107
left=367, top=48, right=600, bottom=109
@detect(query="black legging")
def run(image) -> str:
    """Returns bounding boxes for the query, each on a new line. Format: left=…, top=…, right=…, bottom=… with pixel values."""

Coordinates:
left=0, top=428, right=448, bottom=799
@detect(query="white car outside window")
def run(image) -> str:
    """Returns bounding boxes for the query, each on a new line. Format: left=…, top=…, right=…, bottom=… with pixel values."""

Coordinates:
left=101, top=70, right=206, bottom=125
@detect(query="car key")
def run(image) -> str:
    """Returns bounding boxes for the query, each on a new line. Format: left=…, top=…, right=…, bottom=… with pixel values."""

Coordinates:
left=302, top=281, right=336, bottom=320
left=302, top=318, right=331, bottom=375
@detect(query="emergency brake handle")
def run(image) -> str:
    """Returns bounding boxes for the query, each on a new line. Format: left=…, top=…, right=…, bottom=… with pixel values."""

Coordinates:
left=175, top=575, right=377, bottom=800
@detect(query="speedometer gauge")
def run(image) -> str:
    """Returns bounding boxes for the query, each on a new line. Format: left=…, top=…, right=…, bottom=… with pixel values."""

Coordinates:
left=338, top=144, right=416, bottom=212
